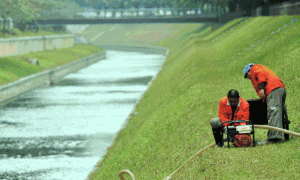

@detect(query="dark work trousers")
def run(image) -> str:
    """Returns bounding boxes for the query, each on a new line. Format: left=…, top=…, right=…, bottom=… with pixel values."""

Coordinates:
left=210, top=118, right=222, bottom=129
left=210, top=118, right=223, bottom=145
left=266, top=87, right=286, bottom=140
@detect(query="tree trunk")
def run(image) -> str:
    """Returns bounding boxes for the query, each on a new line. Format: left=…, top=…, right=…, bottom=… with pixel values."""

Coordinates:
left=228, top=0, right=238, bottom=13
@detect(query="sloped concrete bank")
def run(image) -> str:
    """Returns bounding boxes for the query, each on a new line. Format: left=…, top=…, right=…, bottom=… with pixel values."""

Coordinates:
left=0, top=51, right=106, bottom=106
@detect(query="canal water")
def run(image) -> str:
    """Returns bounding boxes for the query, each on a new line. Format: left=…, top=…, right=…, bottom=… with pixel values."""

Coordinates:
left=0, top=50, right=165, bottom=179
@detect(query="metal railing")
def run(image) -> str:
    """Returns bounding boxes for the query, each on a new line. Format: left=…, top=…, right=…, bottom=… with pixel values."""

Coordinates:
left=269, top=1, right=300, bottom=16
left=252, top=1, right=300, bottom=16
left=37, top=7, right=220, bottom=20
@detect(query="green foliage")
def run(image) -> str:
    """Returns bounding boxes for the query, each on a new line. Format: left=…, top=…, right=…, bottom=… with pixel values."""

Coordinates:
left=89, top=15, right=300, bottom=180
left=0, top=0, right=84, bottom=22
left=0, top=27, right=65, bottom=38
left=0, top=0, right=41, bottom=21
left=38, top=0, right=83, bottom=19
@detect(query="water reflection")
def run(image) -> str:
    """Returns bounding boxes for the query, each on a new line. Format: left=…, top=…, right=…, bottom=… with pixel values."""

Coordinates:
left=0, top=50, right=165, bottom=179
left=56, top=75, right=153, bottom=86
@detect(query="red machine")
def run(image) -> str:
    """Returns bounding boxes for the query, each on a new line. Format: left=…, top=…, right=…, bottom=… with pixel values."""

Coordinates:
left=222, top=99, right=290, bottom=148
left=222, top=120, right=254, bottom=148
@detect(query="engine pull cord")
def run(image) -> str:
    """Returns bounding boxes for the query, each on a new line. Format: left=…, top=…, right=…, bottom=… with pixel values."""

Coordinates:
left=119, top=125, right=300, bottom=180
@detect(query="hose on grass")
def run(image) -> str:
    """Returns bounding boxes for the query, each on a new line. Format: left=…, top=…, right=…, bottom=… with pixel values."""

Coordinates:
left=162, top=142, right=216, bottom=180
left=119, top=125, right=300, bottom=180
left=253, top=125, right=300, bottom=136
left=119, top=169, right=136, bottom=180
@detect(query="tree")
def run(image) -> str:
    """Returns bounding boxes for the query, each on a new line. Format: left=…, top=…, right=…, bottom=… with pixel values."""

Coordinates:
left=228, top=0, right=238, bottom=12
left=0, top=0, right=22, bottom=34
left=36, top=0, right=83, bottom=19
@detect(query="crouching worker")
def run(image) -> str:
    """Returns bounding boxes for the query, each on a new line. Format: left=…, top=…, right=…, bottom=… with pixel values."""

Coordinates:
left=210, top=89, right=250, bottom=147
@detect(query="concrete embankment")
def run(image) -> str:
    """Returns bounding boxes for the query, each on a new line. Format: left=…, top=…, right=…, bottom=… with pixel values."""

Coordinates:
left=0, top=34, right=75, bottom=57
left=0, top=51, right=106, bottom=106
left=0, top=44, right=169, bottom=107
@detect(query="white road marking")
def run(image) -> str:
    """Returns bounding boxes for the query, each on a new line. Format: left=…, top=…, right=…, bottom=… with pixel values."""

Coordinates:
left=91, top=31, right=104, bottom=42
left=109, top=25, right=118, bottom=32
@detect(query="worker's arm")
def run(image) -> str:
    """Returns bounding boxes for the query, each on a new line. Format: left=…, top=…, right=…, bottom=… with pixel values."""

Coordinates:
left=218, top=101, right=231, bottom=127
left=254, top=67, right=267, bottom=99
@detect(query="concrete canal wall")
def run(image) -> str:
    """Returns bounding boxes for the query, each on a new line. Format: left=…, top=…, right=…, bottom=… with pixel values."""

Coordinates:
left=0, top=51, right=106, bottom=106
left=0, top=44, right=169, bottom=107
left=0, top=34, right=75, bottom=57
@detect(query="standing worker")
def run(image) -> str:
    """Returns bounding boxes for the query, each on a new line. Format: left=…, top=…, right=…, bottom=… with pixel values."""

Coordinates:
left=210, top=89, right=249, bottom=147
left=243, top=63, right=286, bottom=143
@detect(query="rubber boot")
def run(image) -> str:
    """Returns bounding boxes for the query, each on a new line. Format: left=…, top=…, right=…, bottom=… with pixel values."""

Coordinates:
left=283, top=104, right=290, bottom=141
left=212, top=128, right=224, bottom=147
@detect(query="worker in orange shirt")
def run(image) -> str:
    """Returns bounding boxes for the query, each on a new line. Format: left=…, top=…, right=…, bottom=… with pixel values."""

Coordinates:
left=210, top=89, right=250, bottom=147
left=243, top=63, right=286, bottom=143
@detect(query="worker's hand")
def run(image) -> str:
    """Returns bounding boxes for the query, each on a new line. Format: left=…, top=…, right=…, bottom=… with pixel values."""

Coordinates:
left=259, top=89, right=265, bottom=100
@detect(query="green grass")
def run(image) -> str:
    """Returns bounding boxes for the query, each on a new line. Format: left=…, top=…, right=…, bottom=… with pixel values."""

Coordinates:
left=88, top=15, right=300, bottom=180
left=0, top=44, right=103, bottom=85
left=0, top=26, right=95, bottom=85
left=0, top=27, right=65, bottom=38
left=199, top=18, right=245, bottom=42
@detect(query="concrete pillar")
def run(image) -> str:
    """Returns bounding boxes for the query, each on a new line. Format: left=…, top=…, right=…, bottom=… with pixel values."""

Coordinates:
left=256, top=7, right=262, bottom=16
left=7, top=17, right=14, bottom=30
left=281, top=2, right=290, bottom=15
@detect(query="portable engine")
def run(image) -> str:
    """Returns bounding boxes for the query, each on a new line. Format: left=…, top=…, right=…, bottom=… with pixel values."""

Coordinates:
left=222, top=120, right=255, bottom=148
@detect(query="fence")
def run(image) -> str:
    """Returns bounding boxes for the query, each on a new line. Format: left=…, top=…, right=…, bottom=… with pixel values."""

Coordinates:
left=269, top=1, right=300, bottom=16
left=43, top=7, right=216, bottom=20
left=219, top=1, right=300, bottom=23
left=252, top=1, right=300, bottom=17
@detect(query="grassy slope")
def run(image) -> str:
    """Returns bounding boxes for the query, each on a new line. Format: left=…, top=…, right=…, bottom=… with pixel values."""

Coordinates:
left=89, top=15, right=300, bottom=180
left=0, top=26, right=103, bottom=86
left=0, top=44, right=103, bottom=86
left=81, top=23, right=205, bottom=46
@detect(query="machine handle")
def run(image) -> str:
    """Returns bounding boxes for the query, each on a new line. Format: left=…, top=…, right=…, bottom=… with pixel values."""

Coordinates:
left=222, top=120, right=252, bottom=126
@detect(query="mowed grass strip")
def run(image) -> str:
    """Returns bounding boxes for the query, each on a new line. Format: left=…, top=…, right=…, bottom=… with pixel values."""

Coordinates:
left=0, top=44, right=103, bottom=86
left=0, top=27, right=66, bottom=38
left=89, top=16, right=300, bottom=180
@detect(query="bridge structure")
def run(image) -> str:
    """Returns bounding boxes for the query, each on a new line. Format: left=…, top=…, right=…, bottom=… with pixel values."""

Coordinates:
left=35, top=7, right=230, bottom=25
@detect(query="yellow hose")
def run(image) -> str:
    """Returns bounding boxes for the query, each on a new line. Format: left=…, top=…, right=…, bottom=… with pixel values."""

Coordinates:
left=119, top=169, right=135, bottom=180
left=119, top=125, right=300, bottom=180
left=254, top=125, right=300, bottom=136
left=162, top=142, right=216, bottom=180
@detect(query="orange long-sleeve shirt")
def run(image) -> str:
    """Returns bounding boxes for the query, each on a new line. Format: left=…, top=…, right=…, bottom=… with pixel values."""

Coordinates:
left=249, top=64, right=285, bottom=97
left=218, top=96, right=249, bottom=127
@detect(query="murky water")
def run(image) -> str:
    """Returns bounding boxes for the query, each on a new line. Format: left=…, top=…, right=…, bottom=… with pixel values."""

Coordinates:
left=0, top=50, right=165, bottom=179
